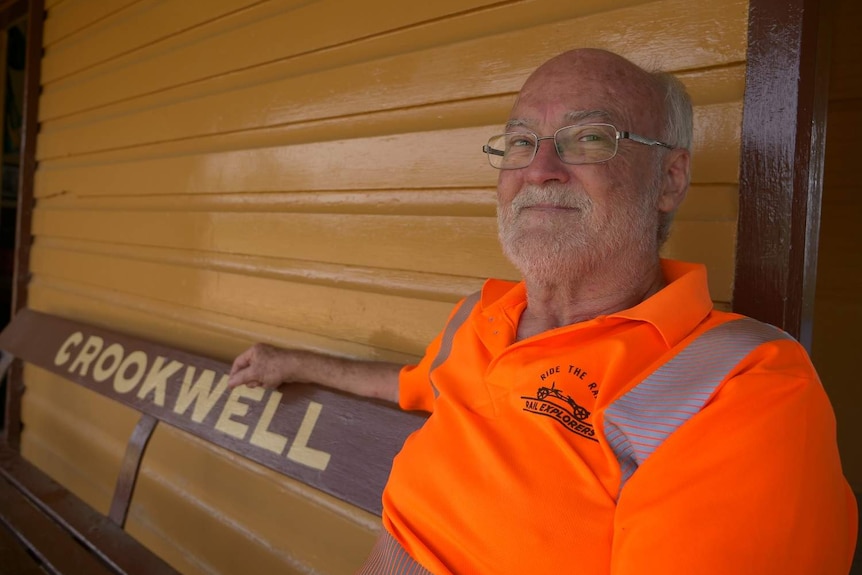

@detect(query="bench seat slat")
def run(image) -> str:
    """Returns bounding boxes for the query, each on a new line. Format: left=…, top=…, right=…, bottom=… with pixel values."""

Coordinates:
left=0, top=518, right=46, bottom=575
left=0, top=472, right=116, bottom=574
left=0, top=446, right=180, bottom=575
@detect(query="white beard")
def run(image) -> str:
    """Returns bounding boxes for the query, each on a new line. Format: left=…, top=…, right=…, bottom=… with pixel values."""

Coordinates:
left=497, top=180, right=660, bottom=287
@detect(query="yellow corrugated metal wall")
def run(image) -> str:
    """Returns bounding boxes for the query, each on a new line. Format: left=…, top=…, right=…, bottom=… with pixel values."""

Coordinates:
left=23, top=0, right=748, bottom=572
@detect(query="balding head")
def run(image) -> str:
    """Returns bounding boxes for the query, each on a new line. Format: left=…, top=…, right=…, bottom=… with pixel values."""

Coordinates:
left=517, top=49, right=692, bottom=152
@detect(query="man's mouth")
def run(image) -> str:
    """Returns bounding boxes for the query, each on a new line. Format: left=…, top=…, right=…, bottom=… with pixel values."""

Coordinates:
left=520, top=203, right=580, bottom=212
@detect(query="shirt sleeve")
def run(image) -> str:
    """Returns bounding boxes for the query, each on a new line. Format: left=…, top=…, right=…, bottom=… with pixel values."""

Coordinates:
left=397, top=293, right=475, bottom=413
left=398, top=334, right=444, bottom=413
left=609, top=341, right=858, bottom=575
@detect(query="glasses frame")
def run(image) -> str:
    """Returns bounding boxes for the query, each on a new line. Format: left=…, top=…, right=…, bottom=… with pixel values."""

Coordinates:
left=482, top=123, right=675, bottom=170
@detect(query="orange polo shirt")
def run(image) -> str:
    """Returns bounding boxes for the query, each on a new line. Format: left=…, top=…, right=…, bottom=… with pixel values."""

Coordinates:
left=381, top=260, right=857, bottom=575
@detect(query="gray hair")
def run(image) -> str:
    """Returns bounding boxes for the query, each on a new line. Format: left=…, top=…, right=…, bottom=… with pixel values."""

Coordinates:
left=651, top=71, right=693, bottom=245
left=653, top=71, right=693, bottom=151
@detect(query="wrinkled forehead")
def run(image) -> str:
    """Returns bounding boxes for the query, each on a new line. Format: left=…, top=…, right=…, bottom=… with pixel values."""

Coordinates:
left=509, top=52, right=664, bottom=134
left=505, top=109, right=614, bottom=131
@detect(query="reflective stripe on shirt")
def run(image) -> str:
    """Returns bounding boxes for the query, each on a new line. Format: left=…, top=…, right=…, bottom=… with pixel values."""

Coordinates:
left=355, top=530, right=434, bottom=575
left=428, top=290, right=482, bottom=399
left=603, top=317, right=792, bottom=492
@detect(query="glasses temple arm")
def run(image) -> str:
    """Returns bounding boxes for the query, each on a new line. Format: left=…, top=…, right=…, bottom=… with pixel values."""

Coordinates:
left=619, top=131, right=674, bottom=150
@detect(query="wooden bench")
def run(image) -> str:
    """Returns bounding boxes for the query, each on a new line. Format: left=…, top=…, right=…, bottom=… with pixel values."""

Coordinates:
left=0, top=309, right=427, bottom=574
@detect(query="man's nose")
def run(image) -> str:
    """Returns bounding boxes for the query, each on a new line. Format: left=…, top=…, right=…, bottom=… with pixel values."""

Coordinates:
left=523, top=137, right=571, bottom=185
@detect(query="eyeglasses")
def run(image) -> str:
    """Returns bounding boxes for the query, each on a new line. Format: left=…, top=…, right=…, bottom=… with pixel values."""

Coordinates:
left=482, top=123, right=674, bottom=169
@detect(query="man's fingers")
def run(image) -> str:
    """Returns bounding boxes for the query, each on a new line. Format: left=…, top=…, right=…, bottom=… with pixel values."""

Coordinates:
left=227, top=374, right=279, bottom=390
left=229, top=350, right=253, bottom=376
left=227, top=365, right=255, bottom=389
left=228, top=344, right=283, bottom=389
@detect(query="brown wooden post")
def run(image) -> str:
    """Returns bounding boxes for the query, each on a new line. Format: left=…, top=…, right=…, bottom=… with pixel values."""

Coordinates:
left=734, top=0, right=832, bottom=351
left=4, top=0, right=43, bottom=449
left=0, top=1, right=27, bottom=27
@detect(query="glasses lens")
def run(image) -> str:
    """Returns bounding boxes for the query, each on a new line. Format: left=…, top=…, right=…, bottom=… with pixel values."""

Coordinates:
left=556, top=124, right=618, bottom=164
left=485, top=133, right=537, bottom=169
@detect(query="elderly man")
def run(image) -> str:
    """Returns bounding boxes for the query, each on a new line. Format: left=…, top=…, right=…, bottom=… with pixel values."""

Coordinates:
left=228, top=49, right=857, bottom=574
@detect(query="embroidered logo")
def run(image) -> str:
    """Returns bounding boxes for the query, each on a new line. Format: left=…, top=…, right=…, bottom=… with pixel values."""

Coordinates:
left=521, top=382, right=597, bottom=441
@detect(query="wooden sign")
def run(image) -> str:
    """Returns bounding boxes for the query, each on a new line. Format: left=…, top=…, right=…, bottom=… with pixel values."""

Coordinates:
left=0, top=309, right=428, bottom=515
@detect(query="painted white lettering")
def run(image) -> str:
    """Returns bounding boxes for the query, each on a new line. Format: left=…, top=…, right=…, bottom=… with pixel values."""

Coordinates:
left=287, top=402, right=331, bottom=471
left=93, top=343, right=125, bottom=383
left=249, top=391, right=288, bottom=455
left=54, top=332, right=83, bottom=367
left=113, top=351, right=148, bottom=394
left=215, top=385, right=263, bottom=440
left=174, top=367, right=227, bottom=423
left=68, top=335, right=104, bottom=377
left=138, top=356, right=183, bottom=407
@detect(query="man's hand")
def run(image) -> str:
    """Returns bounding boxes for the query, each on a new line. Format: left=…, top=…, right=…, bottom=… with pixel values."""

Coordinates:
left=228, top=343, right=294, bottom=389
left=226, top=343, right=403, bottom=404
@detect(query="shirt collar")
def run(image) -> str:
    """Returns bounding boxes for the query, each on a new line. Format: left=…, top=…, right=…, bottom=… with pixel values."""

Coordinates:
left=608, top=259, right=713, bottom=347
left=478, top=259, right=714, bottom=348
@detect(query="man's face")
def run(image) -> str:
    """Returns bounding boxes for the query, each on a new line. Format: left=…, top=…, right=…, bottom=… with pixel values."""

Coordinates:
left=496, top=51, right=668, bottom=283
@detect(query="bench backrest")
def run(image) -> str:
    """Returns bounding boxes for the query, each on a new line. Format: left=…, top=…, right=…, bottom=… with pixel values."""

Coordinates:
left=0, top=308, right=427, bottom=524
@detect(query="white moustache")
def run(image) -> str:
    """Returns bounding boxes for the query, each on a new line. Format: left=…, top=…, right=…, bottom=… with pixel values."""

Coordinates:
left=510, top=184, right=589, bottom=214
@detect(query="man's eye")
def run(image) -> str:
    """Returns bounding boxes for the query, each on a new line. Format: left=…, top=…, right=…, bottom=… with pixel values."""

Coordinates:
left=509, top=137, right=533, bottom=147
left=578, top=133, right=603, bottom=142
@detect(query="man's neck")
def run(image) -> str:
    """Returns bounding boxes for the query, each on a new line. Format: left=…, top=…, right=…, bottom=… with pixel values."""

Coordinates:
left=516, top=257, right=665, bottom=341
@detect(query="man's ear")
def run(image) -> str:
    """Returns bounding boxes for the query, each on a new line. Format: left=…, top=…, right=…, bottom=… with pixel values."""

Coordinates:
left=657, top=148, right=691, bottom=213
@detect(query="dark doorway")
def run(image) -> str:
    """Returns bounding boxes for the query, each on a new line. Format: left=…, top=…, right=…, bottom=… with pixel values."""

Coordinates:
left=0, top=15, right=26, bottom=430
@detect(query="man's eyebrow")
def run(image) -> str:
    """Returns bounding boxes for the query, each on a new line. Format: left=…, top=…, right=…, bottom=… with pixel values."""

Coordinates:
left=504, top=110, right=613, bottom=131
left=563, top=110, right=612, bottom=124
left=504, top=119, right=534, bottom=131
